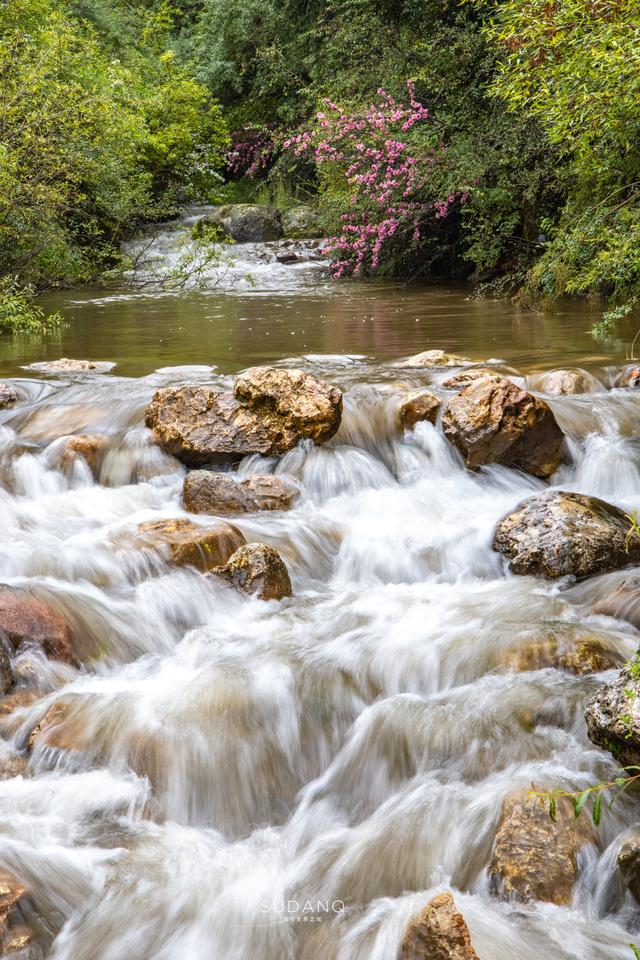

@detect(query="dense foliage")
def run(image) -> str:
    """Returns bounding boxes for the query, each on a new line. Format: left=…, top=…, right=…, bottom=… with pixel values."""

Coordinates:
left=0, top=0, right=227, bottom=292
left=2, top=0, right=639, bottom=323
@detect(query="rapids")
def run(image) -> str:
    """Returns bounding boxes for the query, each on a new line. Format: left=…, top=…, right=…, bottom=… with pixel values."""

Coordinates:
left=1, top=223, right=640, bottom=958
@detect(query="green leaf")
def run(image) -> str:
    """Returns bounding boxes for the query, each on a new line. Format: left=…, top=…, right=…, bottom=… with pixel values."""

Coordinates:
left=548, top=795, right=557, bottom=822
left=592, top=792, right=602, bottom=826
left=573, top=790, right=590, bottom=818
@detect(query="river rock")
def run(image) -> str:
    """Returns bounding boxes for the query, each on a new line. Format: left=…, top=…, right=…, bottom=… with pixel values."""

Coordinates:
left=214, top=543, right=292, bottom=600
left=403, top=349, right=470, bottom=368
left=489, top=790, right=592, bottom=904
left=505, top=632, right=625, bottom=675
left=38, top=358, right=98, bottom=372
left=593, top=576, right=640, bottom=629
left=61, top=434, right=108, bottom=476
left=0, top=648, right=12, bottom=696
left=399, top=892, right=478, bottom=960
left=493, top=490, right=640, bottom=578
left=585, top=669, right=640, bottom=767
left=615, top=365, right=640, bottom=389
left=145, top=368, right=342, bottom=464
left=0, top=753, right=27, bottom=780
left=617, top=829, right=640, bottom=903
left=201, top=204, right=283, bottom=242
left=281, top=205, right=323, bottom=239
left=399, top=390, right=441, bottom=430
left=0, top=384, right=18, bottom=409
left=135, top=518, right=246, bottom=573
left=442, top=376, right=564, bottom=477
left=0, top=592, right=75, bottom=665
left=528, top=368, right=591, bottom=396
left=183, top=471, right=297, bottom=515
left=442, top=369, right=502, bottom=389
left=0, top=870, right=34, bottom=953
left=27, top=698, right=92, bottom=755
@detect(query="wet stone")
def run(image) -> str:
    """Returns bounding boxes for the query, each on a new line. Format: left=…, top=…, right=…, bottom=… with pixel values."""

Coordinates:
left=134, top=518, right=246, bottom=573
left=183, top=471, right=297, bottom=515
left=0, top=384, right=18, bottom=409
left=399, top=390, right=441, bottom=430
left=0, top=592, right=76, bottom=665
left=399, top=892, right=479, bottom=960
left=213, top=543, right=292, bottom=600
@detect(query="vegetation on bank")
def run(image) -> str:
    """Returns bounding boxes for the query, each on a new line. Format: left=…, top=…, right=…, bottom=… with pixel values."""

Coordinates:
left=1, top=0, right=639, bottom=327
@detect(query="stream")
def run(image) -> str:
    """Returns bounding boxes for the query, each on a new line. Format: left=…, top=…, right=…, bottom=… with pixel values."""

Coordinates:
left=1, top=222, right=640, bottom=958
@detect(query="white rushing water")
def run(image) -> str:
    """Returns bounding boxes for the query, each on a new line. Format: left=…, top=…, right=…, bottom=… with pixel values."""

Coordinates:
left=1, top=231, right=640, bottom=959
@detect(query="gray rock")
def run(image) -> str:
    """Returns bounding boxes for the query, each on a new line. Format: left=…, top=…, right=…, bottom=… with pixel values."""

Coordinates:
left=493, top=490, right=640, bottom=578
left=0, top=383, right=18, bottom=409
left=585, top=669, right=640, bottom=767
left=183, top=471, right=297, bottom=514
left=281, top=205, right=323, bottom=239
left=214, top=543, right=292, bottom=600
left=200, top=204, right=282, bottom=242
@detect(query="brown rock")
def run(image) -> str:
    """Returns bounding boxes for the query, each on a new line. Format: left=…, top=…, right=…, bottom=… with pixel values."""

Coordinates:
left=0, top=869, right=36, bottom=956
left=403, top=350, right=471, bottom=368
left=241, top=475, right=298, bottom=511
left=61, top=434, right=108, bottom=475
left=443, top=369, right=502, bottom=389
left=493, top=490, right=640, bottom=579
left=0, top=754, right=27, bottom=780
left=183, top=471, right=297, bottom=515
left=399, top=391, right=441, bottom=430
left=399, top=892, right=478, bottom=960
left=489, top=791, right=592, bottom=904
left=442, top=377, right=564, bottom=477
left=135, top=518, right=246, bottom=573
left=585, top=669, right=640, bottom=768
left=214, top=543, right=292, bottom=600
left=145, top=368, right=342, bottom=465
left=27, top=698, right=92, bottom=754
left=0, top=384, right=18, bottom=409
left=528, top=368, right=592, bottom=396
left=593, top=576, right=640, bottom=629
left=0, top=648, right=12, bottom=695
left=616, top=366, right=640, bottom=389
left=505, top=633, right=625, bottom=675
left=0, top=593, right=75, bottom=665
left=617, top=829, right=640, bottom=903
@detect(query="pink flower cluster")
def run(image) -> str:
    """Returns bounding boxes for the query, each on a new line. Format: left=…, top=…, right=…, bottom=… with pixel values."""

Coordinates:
left=226, top=127, right=275, bottom=179
left=284, top=84, right=465, bottom=277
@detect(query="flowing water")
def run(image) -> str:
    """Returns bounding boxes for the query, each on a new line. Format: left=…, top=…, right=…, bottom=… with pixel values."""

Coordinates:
left=1, top=220, right=640, bottom=958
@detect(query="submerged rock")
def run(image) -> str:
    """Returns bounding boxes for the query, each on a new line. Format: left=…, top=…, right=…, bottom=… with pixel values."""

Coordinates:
left=528, top=368, right=592, bottom=396
left=0, top=869, right=36, bottom=956
left=402, top=349, right=471, bottom=368
left=617, top=829, right=640, bottom=903
left=489, top=790, right=592, bottom=905
left=399, top=892, right=478, bottom=960
left=183, top=471, right=297, bottom=515
left=145, top=367, right=342, bottom=464
left=585, top=669, right=640, bottom=768
left=281, top=205, right=323, bottom=239
left=200, top=204, right=283, bottom=242
left=592, top=575, right=640, bottom=629
left=615, top=365, right=640, bottom=389
left=37, top=358, right=98, bottom=372
left=399, top=390, right=441, bottom=430
left=0, top=592, right=75, bottom=665
left=214, top=543, right=292, bottom=600
left=442, top=376, right=564, bottom=477
left=0, top=384, right=18, bottom=409
left=493, top=490, right=640, bottom=578
left=27, top=699, right=88, bottom=753
left=504, top=632, right=625, bottom=675
left=134, top=518, right=246, bottom=573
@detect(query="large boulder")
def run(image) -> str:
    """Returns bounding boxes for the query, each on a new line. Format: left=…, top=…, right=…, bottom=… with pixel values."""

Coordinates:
left=133, top=518, right=246, bottom=573
left=0, top=384, right=18, bottom=409
left=399, top=390, right=441, bottom=431
left=442, top=376, right=564, bottom=477
left=201, top=204, right=282, bottom=242
left=183, top=471, right=297, bottom=515
left=493, top=490, right=640, bottom=579
left=281, top=205, right=323, bottom=239
left=527, top=368, right=593, bottom=396
left=489, top=791, right=592, bottom=905
left=214, top=543, right=292, bottom=600
left=585, top=669, right=640, bottom=767
left=0, top=592, right=75, bottom=665
left=145, top=367, right=342, bottom=465
left=399, top=892, right=478, bottom=960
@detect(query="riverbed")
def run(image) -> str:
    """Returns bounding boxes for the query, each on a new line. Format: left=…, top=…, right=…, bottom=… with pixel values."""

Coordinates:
left=0, top=236, right=639, bottom=959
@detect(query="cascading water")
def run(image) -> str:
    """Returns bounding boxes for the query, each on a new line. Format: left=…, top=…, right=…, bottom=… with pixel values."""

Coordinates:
left=1, top=221, right=640, bottom=959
